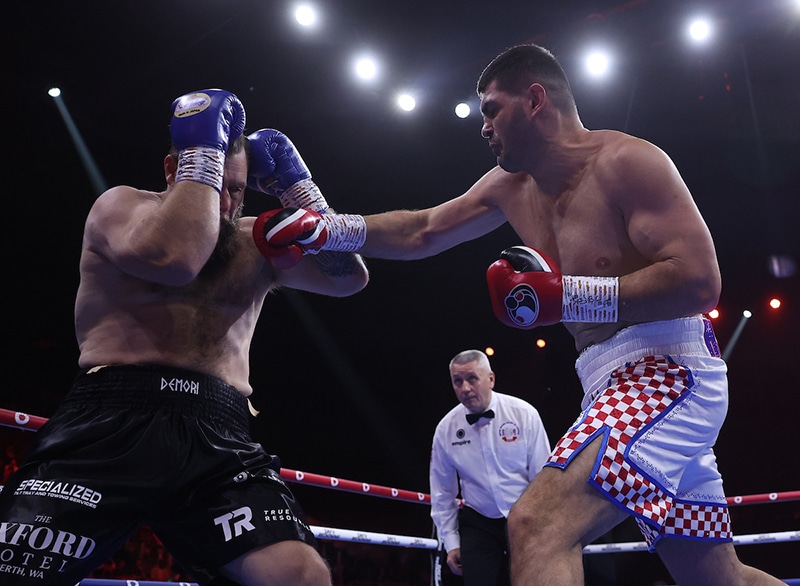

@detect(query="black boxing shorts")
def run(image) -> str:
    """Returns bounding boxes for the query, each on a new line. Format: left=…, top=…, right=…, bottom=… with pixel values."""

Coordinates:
left=0, top=364, right=317, bottom=585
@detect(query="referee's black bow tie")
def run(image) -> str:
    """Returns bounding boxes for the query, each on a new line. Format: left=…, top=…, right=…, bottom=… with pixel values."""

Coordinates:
left=466, top=409, right=495, bottom=425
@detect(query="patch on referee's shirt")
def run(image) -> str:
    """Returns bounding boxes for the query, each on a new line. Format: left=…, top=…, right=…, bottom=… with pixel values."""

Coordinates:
left=498, top=421, right=520, bottom=442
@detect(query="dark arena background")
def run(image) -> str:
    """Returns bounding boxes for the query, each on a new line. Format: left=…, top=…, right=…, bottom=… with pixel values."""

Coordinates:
left=5, top=0, right=799, bottom=584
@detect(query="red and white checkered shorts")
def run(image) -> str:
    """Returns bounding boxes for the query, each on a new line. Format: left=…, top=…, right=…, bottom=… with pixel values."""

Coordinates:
left=546, top=317, right=732, bottom=550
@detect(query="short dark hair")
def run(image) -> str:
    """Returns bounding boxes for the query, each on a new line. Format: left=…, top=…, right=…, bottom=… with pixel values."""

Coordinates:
left=168, top=132, right=250, bottom=161
left=477, top=44, right=576, bottom=113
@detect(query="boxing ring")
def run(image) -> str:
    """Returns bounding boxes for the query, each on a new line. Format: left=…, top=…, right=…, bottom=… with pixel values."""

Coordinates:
left=2, top=407, right=798, bottom=584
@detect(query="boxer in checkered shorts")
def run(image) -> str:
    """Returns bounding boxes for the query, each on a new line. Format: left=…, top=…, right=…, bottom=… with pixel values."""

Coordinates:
left=504, top=317, right=783, bottom=585
left=545, top=316, right=731, bottom=550
left=277, top=43, right=783, bottom=585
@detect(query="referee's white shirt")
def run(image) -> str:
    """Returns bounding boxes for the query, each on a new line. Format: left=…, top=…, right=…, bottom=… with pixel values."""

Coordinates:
left=429, top=391, right=551, bottom=553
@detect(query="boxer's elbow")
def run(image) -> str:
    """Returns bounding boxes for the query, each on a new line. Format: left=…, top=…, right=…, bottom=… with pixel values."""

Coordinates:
left=331, top=268, right=369, bottom=297
left=687, top=267, right=721, bottom=314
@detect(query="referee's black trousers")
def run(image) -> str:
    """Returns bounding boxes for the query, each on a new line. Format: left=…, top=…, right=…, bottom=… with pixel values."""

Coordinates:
left=458, top=506, right=511, bottom=586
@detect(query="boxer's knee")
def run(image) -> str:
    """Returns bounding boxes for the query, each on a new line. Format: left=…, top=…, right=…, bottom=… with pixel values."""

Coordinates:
left=507, top=484, right=557, bottom=550
left=222, top=541, right=331, bottom=586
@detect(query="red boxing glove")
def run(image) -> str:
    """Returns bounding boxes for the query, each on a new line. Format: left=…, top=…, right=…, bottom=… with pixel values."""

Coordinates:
left=252, top=208, right=328, bottom=269
left=486, top=246, right=563, bottom=329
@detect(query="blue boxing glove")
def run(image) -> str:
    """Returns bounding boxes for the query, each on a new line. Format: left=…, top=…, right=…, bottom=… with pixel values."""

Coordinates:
left=170, top=89, right=246, bottom=192
left=171, top=89, right=246, bottom=152
left=247, top=129, right=329, bottom=213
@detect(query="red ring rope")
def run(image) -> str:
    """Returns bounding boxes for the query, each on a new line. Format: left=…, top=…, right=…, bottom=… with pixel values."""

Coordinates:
left=1, top=407, right=797, bottom=508
left=2, top=405, right=798, bottom=586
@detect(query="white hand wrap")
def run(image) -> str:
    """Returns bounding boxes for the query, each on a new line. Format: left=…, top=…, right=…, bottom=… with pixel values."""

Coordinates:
left=320, top=214, right=367, bottom=253
left=561, top=275, right=619, bottom=323
left=277, top=178, right=329, bottom=214
left=175, top=146, right=225, bottom=192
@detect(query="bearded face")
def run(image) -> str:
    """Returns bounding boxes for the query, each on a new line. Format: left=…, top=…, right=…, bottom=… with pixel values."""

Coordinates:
left=199, top=210, right=241, bottom=279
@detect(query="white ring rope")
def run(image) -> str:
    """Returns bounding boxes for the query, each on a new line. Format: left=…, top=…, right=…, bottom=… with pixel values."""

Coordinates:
left=2, top=408, right=797, bottom=508
left=309, top=525, right=437, bottom=549
left=2, top=408, right=797, bottom=557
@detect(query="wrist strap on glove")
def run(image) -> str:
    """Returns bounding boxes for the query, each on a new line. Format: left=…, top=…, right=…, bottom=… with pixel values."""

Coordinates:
left=562, top=275, right=619, bottom=323
left=175, top=146, right=225, bottom=192
left=320, top=214, right=367, bottom=252
left=277, top=178, right=329, bottom=213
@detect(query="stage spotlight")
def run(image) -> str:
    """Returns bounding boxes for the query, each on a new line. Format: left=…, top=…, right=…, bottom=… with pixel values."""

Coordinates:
left=485, top=347, right=495, bottom=357
left=294, top=4, right=317, bottom=27
left=47, top=86, right=107, bottom=196
left=455, top=102, right=471, bottom=118
left=397, top=93, right=416, bottom=112
left=769, top=298, right=782, bottom=310
left=354, top=56, right=378, bottom=81
left=585, top=51, right=611, bottom=78
left=721, top=309, right=752, bottom=360
left=535, top=339, right=546, bottom=349
left=708, top=308, right=720, bottom=319
left=688, top=18, right=712, bottom=42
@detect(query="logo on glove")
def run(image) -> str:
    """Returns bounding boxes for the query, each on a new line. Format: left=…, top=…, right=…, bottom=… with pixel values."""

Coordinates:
left=504, top=284, right=539, bottom=327
left=173, top=92, right=211, bottom=118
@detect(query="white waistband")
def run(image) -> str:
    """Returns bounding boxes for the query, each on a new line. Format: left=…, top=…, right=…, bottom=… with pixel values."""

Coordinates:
left=576, top=317, right=715, bottom=405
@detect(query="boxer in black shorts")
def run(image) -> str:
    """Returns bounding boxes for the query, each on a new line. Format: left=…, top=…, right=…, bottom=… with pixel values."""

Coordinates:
left=2, top=365, right=316, bottom=585
left=0, top=89, right=368, bottom=585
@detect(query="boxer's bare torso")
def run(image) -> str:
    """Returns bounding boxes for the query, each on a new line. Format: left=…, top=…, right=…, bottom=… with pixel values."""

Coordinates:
left=76, top=208, right=269, bottom=394
left=361, top=128, right=719, bottom=352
